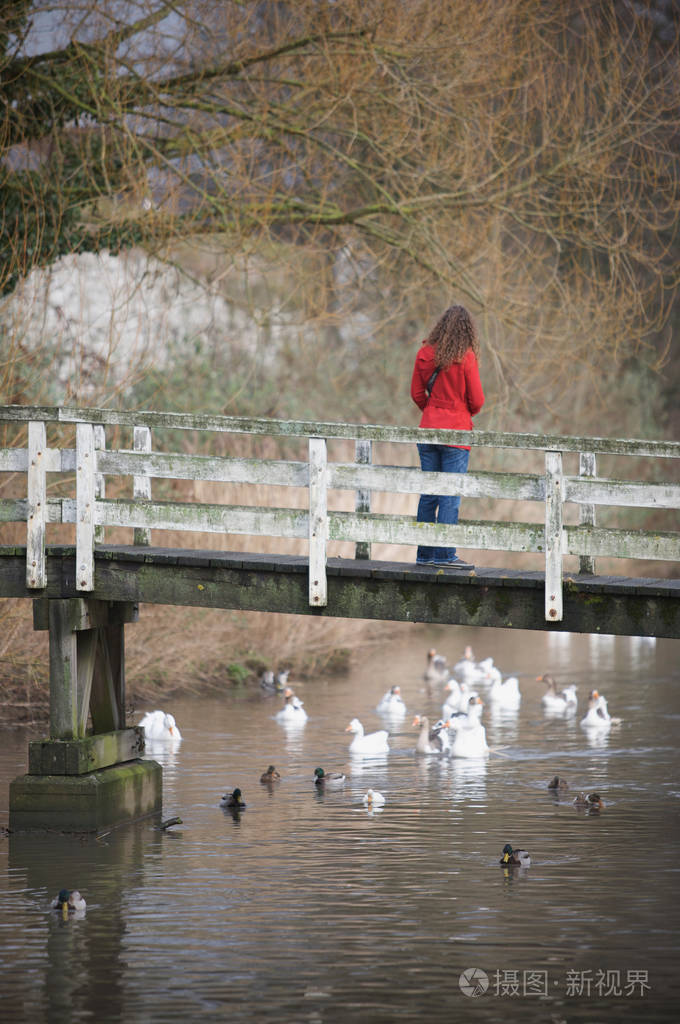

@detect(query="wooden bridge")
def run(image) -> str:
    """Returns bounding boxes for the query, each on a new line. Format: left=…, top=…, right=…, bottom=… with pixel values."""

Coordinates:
left=1, top=404, right=678, bottom=830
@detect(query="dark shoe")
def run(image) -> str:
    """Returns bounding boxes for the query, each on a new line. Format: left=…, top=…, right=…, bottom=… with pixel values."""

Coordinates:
left=433, top=557, right=474, bottom=569
left=416, top=558, right=435, bottom=565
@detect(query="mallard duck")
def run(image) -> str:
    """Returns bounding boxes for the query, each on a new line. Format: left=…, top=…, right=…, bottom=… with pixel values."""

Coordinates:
left=220, top=787, right=246, bottom=809
left=314, top=767, right=346, bottom=789
left=275, top=687, right=308, bottom=723
left=52, top=889, right=87, bottom=916
left=345, top=718, right=389, bottom=756
left=539, top=674, right=578, bottom=712
left=412, top=714, right=447, bottom=754
left=573, top=791, right=605, bottom=810
left=423, top=648, right=449, bottom=686
left=486, top=668, right=521, bottom=709
left=362, top=788, right=386, bottom=808
left=260, top=765, right=281, bottom=784
left=376, top=684, right=406, bottom=715
left=548, top=775, right=569, bottom=791
left=138, top=710, right=182, bottom=741
left=499, top=843, right=530, bottom=866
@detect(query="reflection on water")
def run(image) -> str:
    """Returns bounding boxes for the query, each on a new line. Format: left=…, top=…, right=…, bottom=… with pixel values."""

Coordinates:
left=1, top=626, right=679, bottom=1023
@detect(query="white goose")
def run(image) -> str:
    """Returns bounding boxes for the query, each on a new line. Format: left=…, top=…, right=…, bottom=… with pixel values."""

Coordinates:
left=362, top=788, right=386, bottom=808
left=346, top=718, right=390, bottom=756
left=448, top=696, right=489, bottom=758
left=442, top=678, right=479, bottom=716
left=451, top=646, right=478, bottom=682
left=376, top=684, right=407, bottom=716
left=442, top=677, right=463, bottom=716
left=486, top=667, right=521, bottom=709
left=539, top=674, right=578, bottom=713
left=138, top=710, right=182, bottom=742
left=580, top=689, right=620, bottom=731
left=275, top=687, right=308, bottom=723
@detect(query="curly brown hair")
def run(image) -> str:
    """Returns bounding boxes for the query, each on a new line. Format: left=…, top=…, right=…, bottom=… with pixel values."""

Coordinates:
left=426, top=305, right=480, bottom=368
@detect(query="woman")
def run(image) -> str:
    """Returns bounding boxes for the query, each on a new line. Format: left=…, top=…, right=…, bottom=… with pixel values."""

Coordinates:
left=410, top=304, right=484, bottom=567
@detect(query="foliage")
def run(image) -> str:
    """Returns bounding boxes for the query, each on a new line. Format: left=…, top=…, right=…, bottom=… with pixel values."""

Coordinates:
left=1, top=1, right=678, bottom=423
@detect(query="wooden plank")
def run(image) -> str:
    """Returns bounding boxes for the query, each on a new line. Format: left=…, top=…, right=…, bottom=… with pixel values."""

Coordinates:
left=308, top=437, right=328, bottom=607
left=76, top=423, right=95, bottom=591
left=133, top=425, right=152, bottom=546
left=27, top=728, right=144, bottom=775
left=545, top=451, right=564, bottom=622
left=0, top=449, right=28, bottom=471
left=48, top=599, right=79, bottom=739
left=99, top=449, right=309, bottom=487
left=566, top=475, right=680, bottom=509
left=327, top=511, right=546, bottom=552
left=354, top=439, right=372, bottom=560
left=26, top=421, right=47, bottom=588
left=89, top=625, right=124, bottom=733
left=578, top=452, right=596, bottom=575
left=564, top=524, right=679, bottom=560
left=330, top=464, right=545, bottom=501
left=2, top=404, right=679, bottom=458
left=96, top=498, right=309, bottom=538
left=76, top=628, right=97, bottom=736
left=93, top=425, right=106, bottom=544
left=32, top=597, right=139, bottom=631
left=1, top=497, right=72, bottom=524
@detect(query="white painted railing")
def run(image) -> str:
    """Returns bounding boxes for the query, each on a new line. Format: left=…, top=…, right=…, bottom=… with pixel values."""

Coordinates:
left=1, top=406, right=679, bottom=622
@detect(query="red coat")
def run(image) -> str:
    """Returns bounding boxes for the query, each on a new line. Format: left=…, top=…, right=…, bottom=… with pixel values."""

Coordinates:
left=410, top=344, right=484, bottom=449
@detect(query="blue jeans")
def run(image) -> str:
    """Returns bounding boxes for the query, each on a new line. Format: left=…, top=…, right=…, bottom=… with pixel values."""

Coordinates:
left=416, top=444, right=470, bottom=562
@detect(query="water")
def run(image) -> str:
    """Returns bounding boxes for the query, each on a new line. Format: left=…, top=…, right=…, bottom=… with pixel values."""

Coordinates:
left=1, top=625, right=679, bottom=1023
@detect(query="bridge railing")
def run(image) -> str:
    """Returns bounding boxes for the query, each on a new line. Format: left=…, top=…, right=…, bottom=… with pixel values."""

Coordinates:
left=1, top=405, right=679, bottom=622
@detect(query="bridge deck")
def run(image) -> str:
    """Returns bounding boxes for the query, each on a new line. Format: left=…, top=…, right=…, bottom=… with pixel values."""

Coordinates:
left=2, top=545, right=678, bottom=638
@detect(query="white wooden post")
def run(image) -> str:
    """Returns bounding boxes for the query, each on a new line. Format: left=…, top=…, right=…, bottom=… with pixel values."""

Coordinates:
left=579, top=451, right=596, bottom=575
left=26, top=421, right=47, bottom=588
left=94, top=425, right=106, bottom=544
left=354, top=438, right=372, bottom=560
left=308, top=437, right=328, bottom=607
left=76, top=423, right=95, bottom=591
left=133, top=425, right=152, bottom=546
left=544, top=450, right=564, bottom=622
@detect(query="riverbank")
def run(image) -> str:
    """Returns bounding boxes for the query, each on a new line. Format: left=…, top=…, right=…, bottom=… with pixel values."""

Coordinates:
left=0, top=599, right=393, bottom=728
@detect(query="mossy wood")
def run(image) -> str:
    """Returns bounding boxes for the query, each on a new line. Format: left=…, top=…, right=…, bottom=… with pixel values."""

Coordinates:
left=9, top=760, right=162, bottom=832
left=1, top=405, right=678, bottom=626
left=28, top=727, right=145, bottom=775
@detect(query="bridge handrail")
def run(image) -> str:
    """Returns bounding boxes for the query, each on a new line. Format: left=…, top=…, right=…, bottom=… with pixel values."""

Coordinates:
left=1, top=404, right=679, bottom=459
left=1, top=405, right=678, bottom=622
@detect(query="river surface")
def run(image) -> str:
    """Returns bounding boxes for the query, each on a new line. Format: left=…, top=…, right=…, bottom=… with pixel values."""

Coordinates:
left=1, top=624, right=679, bottom=1023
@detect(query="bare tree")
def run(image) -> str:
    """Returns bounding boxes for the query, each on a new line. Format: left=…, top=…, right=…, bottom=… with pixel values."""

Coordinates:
left=1, top=0, right=678, bottom=417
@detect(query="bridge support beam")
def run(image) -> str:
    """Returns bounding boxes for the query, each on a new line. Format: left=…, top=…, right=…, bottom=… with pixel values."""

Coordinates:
left=9, top=597, right=162, bottom=832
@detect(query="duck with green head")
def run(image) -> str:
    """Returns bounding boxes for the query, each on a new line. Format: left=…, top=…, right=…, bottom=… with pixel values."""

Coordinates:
left=314, top=767, right=346, bottom=789
left=221, top=787, right=246, bottom=809
left=499, top=844, right=531, bottom=867
left=52, top=889, right=86, bottom=919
